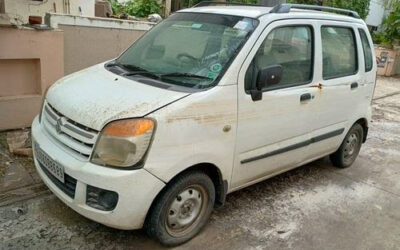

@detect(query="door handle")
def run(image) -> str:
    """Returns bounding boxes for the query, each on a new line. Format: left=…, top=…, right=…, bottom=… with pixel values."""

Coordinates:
left=351, top=82, right=358, bottom=89
left=300, top=93, right=312, bottom=102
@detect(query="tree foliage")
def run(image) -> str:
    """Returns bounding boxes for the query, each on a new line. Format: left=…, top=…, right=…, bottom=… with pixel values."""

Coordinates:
left=373, top=2, right=400, bottom=46
left=384, top=0, right=400, bottom=8
left=125, top=0, right=160, bottom=17
left=107, top=0, right=160, bottom=18
left=107, top=0, right=124, bottom=14
left=287, top=0, right=370, bottom=19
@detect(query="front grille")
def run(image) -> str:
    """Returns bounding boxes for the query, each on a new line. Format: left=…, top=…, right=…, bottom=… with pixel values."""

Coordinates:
left=41, top=101, right=99, bottom=160
left=38, top=161, right=77, bottom=198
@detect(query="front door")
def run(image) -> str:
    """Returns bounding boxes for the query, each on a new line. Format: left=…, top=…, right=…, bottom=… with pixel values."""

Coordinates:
left=231, top=20, right=320, bottom=189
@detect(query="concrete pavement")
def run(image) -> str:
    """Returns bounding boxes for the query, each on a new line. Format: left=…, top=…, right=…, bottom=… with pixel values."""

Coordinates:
left=0, top=76, right=399, bottom=250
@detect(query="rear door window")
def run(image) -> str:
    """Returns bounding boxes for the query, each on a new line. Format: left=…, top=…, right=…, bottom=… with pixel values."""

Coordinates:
left=359, top=29, right=373, bottom=72
left=321, top=26, right=358, bottom=79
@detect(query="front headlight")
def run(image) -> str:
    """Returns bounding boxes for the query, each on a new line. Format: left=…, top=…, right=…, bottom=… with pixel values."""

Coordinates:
left=91, top=119, right=155, bottom=168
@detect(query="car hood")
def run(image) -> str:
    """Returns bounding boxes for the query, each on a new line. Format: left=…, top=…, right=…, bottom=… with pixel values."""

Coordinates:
left=46, top=63, right=189, bottom=131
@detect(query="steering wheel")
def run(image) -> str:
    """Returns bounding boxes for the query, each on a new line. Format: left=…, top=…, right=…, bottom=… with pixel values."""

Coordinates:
left=177, top=53, right=200, bottom=67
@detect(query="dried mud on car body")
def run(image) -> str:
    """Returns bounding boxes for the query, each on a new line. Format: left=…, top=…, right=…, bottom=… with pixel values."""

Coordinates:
left=1, top=77, right=400, bottom=250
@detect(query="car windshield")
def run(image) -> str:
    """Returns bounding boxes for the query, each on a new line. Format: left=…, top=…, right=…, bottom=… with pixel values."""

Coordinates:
left=115, top=12, right=258, bottom=89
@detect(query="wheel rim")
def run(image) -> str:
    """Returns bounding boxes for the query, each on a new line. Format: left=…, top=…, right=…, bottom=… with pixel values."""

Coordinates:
left=344, top=132, right=360, bottom=160
left=165, top=185, right=208, bottom=238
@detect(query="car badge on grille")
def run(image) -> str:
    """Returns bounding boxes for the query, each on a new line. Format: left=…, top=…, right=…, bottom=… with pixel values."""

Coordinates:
left=56, top=117, right=64, bottom=134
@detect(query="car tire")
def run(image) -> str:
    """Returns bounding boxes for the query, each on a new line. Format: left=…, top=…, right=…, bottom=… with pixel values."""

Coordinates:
left=145, top=171, right=215, bottom=246
left=330, top=123, right=364, bottom=168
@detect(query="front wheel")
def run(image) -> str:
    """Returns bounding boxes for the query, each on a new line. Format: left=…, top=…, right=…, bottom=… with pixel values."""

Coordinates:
left=330, top=123, right=364, bottom=168
left=145, top=171, right=215, bottom=246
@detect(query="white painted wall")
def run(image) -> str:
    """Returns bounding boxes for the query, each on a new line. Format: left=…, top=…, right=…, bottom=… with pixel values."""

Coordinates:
left=3, top=0, right=95, bottom=24
left=70, top=0, right=95, bottom=16
left=366, top=0, right=386, bottom=27
left=46, top=12, right=154, bottom=30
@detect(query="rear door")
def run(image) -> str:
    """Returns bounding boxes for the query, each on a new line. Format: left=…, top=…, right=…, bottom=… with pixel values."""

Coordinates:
left=231, top=20, right=320, bottom=189
left=358, top=28, right=375, bottom=83
left=358, top=27, right=377, bottom=106
left=307, top=22, right=363, bottom=159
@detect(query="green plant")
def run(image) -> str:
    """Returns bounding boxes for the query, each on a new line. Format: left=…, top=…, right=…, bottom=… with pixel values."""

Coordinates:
left=106, top=0, right=160, bottom=17
left=373, top=3, right=400, bottom=46
left=384, top=0, right=400, bottom=8
left=107, top=0, right=124, bottom=14
left=372, top=32, right=386, bottom=45
left=287, top=0, right=370, bottom=19
left=125, top=0, right=160, bottom=17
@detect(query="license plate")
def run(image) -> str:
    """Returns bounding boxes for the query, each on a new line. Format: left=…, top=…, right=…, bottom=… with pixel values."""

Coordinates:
left=34, top=143, right=65, bottom=183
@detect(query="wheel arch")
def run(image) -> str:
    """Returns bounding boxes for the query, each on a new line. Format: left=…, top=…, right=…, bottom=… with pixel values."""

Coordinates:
left=354, top=117, right=368, bottom=143
left=180, top=163, right=227, bottom=207
left=145, top=163, right=227, bottom=226
left=165, top=163, right=227, bottom=207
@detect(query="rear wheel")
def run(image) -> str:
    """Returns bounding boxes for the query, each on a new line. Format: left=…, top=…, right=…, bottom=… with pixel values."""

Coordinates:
left=145, top=171, right=215, bottom=246
left=330, top=123, right=364, bottom=168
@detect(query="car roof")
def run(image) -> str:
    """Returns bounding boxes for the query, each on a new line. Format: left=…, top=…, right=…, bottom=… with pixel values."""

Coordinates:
left=179, top=6, right=272, bottom=19
left=178, top=6, right=365, bottom=24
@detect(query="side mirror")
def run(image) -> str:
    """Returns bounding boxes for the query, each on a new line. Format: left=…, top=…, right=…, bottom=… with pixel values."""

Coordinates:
left=250, top=65, right=283, bottom=101
left=257, top=65, right=283, bottom=89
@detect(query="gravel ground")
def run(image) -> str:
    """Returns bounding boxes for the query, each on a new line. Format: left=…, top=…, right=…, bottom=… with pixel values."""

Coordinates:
left=1, top=76, right=400, bottom=250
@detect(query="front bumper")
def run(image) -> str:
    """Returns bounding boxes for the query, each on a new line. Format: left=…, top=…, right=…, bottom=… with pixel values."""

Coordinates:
left=31, top=116, right=165, bottom=230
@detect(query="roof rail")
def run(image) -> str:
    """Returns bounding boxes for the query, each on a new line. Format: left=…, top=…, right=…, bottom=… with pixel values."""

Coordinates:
left=270, top=4, right=360, bottom=19
left=193, top=1, right=262, bottom=8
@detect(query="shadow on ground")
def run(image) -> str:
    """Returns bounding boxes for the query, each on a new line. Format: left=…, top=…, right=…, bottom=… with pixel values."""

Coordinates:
left=1, top=76, right=400, bottom=250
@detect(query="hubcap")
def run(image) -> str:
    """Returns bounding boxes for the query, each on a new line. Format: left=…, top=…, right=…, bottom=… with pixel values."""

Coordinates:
left=165, top=185, right=207, bottom=237
left=344, top=133, right=359, bottom=159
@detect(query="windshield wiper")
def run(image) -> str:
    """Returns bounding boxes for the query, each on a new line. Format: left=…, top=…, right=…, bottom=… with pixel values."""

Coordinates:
left=116, top=63, right=161, bottom=79
left=159, top=72, right=213, bottom=80
left=118, top=63, right=149, bottom=72
left=107, top=61, right=214, bottom=86
left=123, top=71, right=159, bottom=78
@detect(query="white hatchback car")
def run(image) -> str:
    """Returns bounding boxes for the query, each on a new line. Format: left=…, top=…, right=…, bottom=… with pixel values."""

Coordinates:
left=32, top=2, right=377, bottom=246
